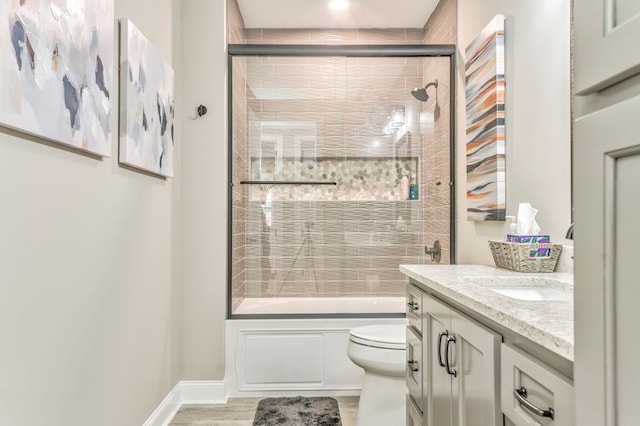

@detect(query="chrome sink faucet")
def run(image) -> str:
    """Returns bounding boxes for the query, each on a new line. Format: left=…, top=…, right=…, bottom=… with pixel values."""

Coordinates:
left=565, top=223, right=574, bottom=240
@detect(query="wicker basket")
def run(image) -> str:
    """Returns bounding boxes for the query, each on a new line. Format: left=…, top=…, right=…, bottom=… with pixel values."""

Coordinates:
left=489, top=241, right=562, bottom=273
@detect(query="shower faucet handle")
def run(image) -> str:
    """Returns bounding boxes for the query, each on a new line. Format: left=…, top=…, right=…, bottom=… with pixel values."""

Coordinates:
left=425, top=240, right=442, bottom=263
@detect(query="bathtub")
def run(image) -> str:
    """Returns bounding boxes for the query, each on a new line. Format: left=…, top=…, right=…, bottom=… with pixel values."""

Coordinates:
left=225, top=297, right=407, bottom=397
left=232, top=296, right=406, bottom=315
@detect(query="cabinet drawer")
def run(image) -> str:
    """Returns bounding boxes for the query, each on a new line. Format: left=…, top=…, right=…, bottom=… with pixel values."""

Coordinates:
left=407, top=284, right=423, bottom=334
left=407, top=394, right=423, bottom=426
left=501, top=344, right=574, bottom=426
left=406, top=326, right=423, bottom=412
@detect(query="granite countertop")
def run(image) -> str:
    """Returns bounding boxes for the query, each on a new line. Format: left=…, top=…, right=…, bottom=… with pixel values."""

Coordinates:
left=400, top=264, right=574, bottom=361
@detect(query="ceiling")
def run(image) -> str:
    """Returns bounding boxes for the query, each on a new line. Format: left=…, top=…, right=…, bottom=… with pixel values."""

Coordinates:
left=236, top=0, right=440, bottom=29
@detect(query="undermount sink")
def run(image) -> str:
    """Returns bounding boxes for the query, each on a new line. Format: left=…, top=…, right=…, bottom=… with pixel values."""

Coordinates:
left=463, top=276, right=573, bottom=302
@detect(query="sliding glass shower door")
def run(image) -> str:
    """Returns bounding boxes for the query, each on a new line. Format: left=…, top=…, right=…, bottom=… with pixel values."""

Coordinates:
left=228, top=45, right=454, bottom=317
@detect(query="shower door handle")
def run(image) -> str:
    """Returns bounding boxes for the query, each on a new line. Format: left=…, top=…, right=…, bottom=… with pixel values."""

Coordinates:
left=239, top=180, right=337, bottom=185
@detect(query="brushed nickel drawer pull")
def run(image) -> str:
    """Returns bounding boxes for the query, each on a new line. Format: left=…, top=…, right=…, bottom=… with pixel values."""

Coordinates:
left=514, top=387, right=555, bottom=420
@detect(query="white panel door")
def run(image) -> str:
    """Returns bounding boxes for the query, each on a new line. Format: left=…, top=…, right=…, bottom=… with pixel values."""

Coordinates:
left=574, top=94, right=640, bottom=425
left=424, top=294, right=453, bottom=426
left=574, top=0, right=640, bottom=93
left=451, top=311, right=501, bottom=426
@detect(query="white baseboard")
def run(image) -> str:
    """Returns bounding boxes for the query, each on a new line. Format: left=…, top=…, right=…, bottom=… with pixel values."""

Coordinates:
left=142, top=382, right=182, bottom=426
left=143, top=380, right=228, bottom=426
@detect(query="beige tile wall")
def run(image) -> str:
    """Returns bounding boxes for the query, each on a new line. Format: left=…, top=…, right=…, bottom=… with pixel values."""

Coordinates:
left=244, top=200, right=423, bottom=297
left=231, top=24, right=454, bottom=305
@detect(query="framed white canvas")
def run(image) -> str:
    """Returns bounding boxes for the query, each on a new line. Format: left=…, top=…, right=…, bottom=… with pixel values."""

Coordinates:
left=119, top=18, right=174, bottom=177
left=0, top=0, right=114, bottom=156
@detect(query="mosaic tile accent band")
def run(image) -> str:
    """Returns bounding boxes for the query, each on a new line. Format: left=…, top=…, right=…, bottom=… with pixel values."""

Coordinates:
left=465, top=15, right=506, bottom=221
left=249, top=157, right=419, bottom=201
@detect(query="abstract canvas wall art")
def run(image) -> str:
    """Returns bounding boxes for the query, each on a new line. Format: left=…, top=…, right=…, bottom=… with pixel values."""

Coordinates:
left=119, top=18, right=174, bottom=177
left=465, top=15, right=506, bottom=221
left=0, top=0, right=114, bottom=156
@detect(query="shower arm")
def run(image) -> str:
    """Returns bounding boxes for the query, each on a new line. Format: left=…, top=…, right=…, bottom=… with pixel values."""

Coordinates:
left=424, top=81, right=438, bottom=91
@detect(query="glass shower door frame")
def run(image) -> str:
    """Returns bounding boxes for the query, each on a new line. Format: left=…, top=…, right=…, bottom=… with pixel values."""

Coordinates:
left=227, top=44, right=457, bottom=319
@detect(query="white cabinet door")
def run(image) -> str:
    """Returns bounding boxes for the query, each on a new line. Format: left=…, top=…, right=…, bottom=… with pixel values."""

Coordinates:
left=574, top=0, right=640, bottom=93
left=574, top=93, right=640, bottom=425
left=451, top=311, right=501, bottom=426
left=502, top=344, right=574, bottom=426
left=424, top=294, right=453, bottom=426
left=423, top=293, right=501, bottom=426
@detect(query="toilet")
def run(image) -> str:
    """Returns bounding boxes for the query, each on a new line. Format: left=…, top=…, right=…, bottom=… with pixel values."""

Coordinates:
left=347, top=324, right=407, bottom=426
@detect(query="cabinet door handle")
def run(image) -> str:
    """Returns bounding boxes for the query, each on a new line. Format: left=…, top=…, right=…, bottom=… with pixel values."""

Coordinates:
left=514, top=387, right=555, bottom=420
left=407, top=360, right=420, bottom=372
left=437, top=331, right=448, bottom=367
left=407, top=301, right=419, bottom=311
left=445, top=335, right=457, bottom=377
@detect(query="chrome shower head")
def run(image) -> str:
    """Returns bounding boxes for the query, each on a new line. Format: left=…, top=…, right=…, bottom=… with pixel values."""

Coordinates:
left=411, top=87, right=429, bottom=102
left=411, top=80, right=439, bottom=102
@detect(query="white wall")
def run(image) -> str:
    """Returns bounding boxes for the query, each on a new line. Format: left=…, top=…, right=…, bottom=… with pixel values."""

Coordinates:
left=0, top=1, right=182, bottom=425
left=456, top=0, right=572, bottom=265
left=180, top=0, right=228, bottom=380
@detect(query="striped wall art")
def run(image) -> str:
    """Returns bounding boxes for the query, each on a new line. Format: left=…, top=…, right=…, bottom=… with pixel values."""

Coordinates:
left=465, top=15, right=506, bottom=221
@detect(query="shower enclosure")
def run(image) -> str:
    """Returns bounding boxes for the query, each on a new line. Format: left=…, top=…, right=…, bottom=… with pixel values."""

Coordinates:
left=228, top=45, right=455, bottom=317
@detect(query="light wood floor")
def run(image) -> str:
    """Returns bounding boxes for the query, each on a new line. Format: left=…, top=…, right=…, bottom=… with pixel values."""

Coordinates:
left=169, top=396, right=359, bottom=426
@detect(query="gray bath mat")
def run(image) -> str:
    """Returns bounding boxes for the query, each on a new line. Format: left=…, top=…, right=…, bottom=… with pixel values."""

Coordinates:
left=252, top=396, right=342, bottom=426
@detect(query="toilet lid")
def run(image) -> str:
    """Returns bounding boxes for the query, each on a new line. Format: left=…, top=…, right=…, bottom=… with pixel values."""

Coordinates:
left=349, top=324, right=406, bottom=350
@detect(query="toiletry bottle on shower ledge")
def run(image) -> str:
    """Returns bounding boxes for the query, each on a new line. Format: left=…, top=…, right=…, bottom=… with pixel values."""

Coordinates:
left=409, top=175, right=418, bottom=200
left=400, top=175, right=409, bottom=200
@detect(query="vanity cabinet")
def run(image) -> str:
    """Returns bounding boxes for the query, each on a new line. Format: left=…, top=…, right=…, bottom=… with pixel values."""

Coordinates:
left=403, top=266, right=576, bottom=426
left=406, top=284, right=501, bottom=426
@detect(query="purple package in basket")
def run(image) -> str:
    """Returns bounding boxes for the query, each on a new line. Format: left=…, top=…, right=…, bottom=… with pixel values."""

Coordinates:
left=529, top=247, right=552, bottom=258
left=507, top=234, right=551, bottom=243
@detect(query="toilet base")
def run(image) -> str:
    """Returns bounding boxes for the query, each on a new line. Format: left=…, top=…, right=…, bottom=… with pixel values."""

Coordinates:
left=355, top=371, right=406, bottom=426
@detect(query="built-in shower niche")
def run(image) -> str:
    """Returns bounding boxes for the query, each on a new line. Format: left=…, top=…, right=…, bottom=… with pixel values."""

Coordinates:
left=249, top=156, right=420, bottom=201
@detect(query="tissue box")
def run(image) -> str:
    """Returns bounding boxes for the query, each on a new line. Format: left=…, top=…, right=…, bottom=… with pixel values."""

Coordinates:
left=506, top=234, right=550, bottom=244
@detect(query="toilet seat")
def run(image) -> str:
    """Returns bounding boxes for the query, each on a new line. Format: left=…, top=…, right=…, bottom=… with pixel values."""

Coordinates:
left=349, top=324, right=406, bottom=350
